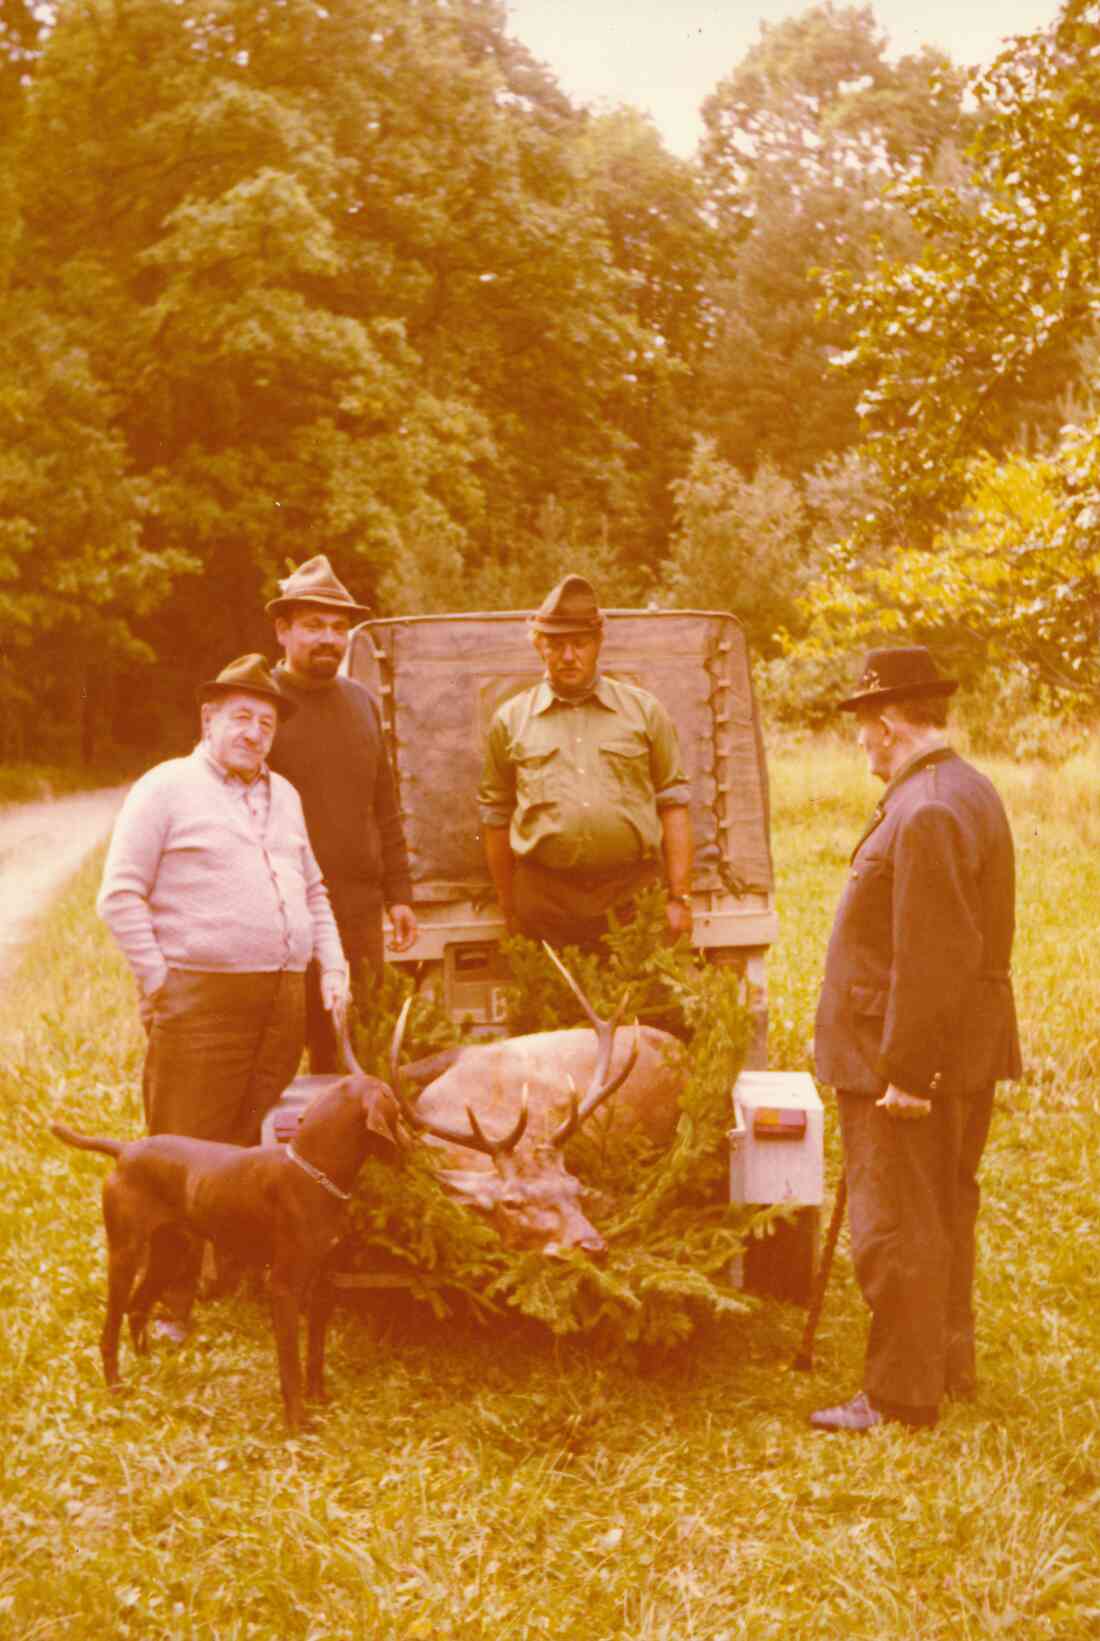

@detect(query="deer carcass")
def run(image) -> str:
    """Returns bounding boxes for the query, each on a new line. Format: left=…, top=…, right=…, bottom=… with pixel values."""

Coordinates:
left=387, top=949, right=687, bottom=1256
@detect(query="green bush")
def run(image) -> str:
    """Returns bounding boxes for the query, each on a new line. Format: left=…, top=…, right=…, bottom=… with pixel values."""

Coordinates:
left=950, top=666, right=1094, bottom=763
left=756, top=650, right=1097, bottom=760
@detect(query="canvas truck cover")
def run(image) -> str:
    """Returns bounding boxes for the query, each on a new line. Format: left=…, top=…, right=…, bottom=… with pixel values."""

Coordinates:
left=346, top=609, right=774, bottom=933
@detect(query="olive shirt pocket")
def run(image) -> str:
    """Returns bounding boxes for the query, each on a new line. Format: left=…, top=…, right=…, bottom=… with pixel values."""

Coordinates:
left=599, top=737, right=650, bottom=799
left=514, top=746, right=559, bottom=810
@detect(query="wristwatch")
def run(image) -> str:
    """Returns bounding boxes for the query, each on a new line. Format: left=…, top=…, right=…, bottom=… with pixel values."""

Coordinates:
left=668, top=892, right=692, bottom=906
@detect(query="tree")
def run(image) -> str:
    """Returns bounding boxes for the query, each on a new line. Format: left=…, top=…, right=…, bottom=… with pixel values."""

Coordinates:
left=698, top=4, right=968, bottom=477
left=821, top=1, right=1100, bottom=531
left=287, top=0, right=656, bottom=567
left=0, top=288, right=184, bottom=760
left=9, top=0, right=675, bottom=752
left=794, top=437, right=1100, bottom=694
left=0, top=0, right=43, bottom=122
left=576, top=108, right=718, bottom=565
left=782, top=2, right=1100, bottom=697
left=657, top=437, right=806, bottom=652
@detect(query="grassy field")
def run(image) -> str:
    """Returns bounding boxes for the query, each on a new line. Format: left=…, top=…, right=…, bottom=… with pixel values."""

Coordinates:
left=1, top=741, right=1097, bottom=1640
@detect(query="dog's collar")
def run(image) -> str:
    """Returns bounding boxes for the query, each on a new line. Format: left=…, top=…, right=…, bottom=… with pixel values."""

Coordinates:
left=286, top=1142, right=351, bottom=1202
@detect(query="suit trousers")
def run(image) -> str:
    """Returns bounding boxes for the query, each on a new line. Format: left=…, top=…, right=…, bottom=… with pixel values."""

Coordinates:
left=141, top=968, right=306, bottom=1320
left=837, top=1083, right=995, bottom=1417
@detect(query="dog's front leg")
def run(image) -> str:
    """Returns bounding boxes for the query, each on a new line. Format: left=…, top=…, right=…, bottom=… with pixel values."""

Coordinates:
left=306, top=1274, right=337, bottom=1404
left=269, top=1260, right=307, bottom=1431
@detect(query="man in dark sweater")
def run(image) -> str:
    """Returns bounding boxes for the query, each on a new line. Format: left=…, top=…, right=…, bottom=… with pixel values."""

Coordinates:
left=266, top=555, right=416, bottom=1071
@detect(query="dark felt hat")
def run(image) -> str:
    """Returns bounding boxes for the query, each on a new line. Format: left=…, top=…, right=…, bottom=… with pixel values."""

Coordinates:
left=529, top=574, right=603, bottom=635
left=196, top=654, right=297, bottom=719
left=265, top=553, right=371, bottom=620
left=837, top=646, right=958, bottom=712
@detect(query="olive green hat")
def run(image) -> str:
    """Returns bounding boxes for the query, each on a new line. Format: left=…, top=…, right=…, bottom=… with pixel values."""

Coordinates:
left=265, top=554, right=372, bottom=621
left=196, top=654, right=297, bottom=720
left=529, top=574, right=603, bottom=635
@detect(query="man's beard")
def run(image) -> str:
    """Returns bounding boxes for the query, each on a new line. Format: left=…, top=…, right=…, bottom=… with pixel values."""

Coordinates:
left=306, top=650, right=342, bottom=674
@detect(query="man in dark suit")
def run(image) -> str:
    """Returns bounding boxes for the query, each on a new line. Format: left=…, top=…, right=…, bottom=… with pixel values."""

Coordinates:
left=811, top=647, right=1021, bottom=1431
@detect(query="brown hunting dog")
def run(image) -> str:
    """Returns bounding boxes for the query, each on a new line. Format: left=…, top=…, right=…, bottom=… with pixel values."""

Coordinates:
left=51, top=1048, right=398, bottom=1431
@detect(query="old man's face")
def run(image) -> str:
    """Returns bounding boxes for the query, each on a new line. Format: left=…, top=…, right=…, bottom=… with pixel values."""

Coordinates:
left=856, top=707, right=894, bottom=784
left=202, top=691, right=278, bottom=781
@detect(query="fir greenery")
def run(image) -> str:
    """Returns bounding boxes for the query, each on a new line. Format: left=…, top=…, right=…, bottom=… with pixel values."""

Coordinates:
left=340, top=893, right=761, bottom=1345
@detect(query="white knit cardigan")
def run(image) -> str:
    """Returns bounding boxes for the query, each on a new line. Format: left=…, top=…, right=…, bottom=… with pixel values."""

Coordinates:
left=98, top=746, right=345, bottom=995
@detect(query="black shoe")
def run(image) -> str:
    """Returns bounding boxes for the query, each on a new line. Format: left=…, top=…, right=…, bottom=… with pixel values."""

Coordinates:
left=809, top=1390, right=884, bottom=1432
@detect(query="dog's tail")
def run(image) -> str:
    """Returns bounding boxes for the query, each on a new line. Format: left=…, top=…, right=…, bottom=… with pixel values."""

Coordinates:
left=50, top=1121, right=124, bottom=1160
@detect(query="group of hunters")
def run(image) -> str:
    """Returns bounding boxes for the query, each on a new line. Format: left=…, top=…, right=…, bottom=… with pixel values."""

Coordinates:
left=97, top=557, right=1020, bottom=1436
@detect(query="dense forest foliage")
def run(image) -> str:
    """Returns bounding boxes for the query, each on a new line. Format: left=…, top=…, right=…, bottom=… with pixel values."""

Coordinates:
left=2, top=0, right=1097, bottom=764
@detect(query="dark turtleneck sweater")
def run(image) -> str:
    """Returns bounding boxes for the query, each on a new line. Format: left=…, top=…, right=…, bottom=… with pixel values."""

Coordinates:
left=267, top=668, right=413, bottom=947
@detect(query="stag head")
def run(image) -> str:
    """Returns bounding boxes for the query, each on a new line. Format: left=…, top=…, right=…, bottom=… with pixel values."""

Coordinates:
left=388, top=959, right=640, bottom=1254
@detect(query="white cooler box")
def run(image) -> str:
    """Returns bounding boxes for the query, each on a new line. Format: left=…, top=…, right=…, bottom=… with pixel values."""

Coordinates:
left=729, top=1070, right=824, bottom=1306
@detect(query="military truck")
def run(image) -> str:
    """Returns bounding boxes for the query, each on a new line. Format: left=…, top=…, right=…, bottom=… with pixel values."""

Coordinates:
left=345, top=608, right=776, bottom=1064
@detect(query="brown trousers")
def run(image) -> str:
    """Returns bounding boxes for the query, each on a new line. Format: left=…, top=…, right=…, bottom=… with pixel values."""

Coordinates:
left=838, top=1083, right=996, bottom=1419
left=304, top=901, right=385, bottom=1074
left=512, top=855, right=662, bottom=951
left=142, top=968, right=306, bottom=1318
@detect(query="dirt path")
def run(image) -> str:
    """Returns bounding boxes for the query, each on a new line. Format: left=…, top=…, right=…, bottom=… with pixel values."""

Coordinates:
left=0, top=786, right=128, bottom=982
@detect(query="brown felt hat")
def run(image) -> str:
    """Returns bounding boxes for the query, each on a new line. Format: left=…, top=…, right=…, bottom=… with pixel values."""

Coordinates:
left=196, top=654, right=297, bottom=720
left=264, top=553, right=372, bottom=621
left=529, top=574, right=603, bottom=635
left=837, top=646, right=958, bottom=712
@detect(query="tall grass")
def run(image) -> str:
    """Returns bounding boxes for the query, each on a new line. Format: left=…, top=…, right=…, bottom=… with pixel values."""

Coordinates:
left=1, top=740, right=1097, bottom=1639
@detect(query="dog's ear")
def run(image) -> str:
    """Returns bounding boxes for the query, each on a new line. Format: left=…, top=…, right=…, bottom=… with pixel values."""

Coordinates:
left=361, top=1082, right=400, bottom=1145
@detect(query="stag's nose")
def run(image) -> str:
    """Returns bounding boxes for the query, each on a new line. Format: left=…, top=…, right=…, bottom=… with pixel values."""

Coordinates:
left=577, top=1233, right=607, bottom=1260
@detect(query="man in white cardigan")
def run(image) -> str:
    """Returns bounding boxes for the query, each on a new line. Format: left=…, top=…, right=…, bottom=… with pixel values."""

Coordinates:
left=98, top=654, right=348, bottom=1334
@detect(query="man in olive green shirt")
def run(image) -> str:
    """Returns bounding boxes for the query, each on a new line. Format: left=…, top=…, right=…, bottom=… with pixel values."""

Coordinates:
left=478, top=574, right=694, bottom=949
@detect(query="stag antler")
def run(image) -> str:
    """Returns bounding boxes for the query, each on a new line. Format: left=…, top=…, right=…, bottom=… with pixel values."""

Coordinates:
left=542, top=941, right=628, bottom=1033
left=388, top=996, right=529, bottom=1159
left=551, top=1021, right=640, bottom=1145
left=542, top=943, right=641, bottom=1145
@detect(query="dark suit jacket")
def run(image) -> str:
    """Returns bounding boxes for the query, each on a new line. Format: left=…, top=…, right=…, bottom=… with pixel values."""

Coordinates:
left=814, top=747, right=1022, bottom=1098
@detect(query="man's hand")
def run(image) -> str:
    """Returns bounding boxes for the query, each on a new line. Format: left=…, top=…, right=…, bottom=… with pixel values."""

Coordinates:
left=321, top=967, right=350, bottom=1018
left=665, top=897, right=693, bottom=942
left=138, top=977, right=167, bottom=1034
left=876, top=1083, right=932, bottom=1119
left=387, top=903, right=417, bottom=952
